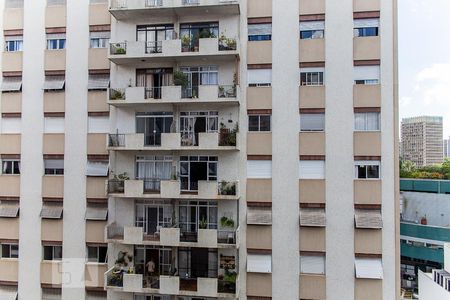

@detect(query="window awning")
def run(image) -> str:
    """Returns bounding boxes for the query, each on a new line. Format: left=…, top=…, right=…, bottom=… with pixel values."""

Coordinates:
left=88, top=74, right=110, bottom=90
left=300, top=255, right=325, bottom=275
left=247, top=254, right=272, bottom=273
left=355, top=209, right=382, bottom=229
left=89, top=31, right=110, bottom=39
left=43, top=76, right=65, bottom=90
left=354, top=18, right=380, bottom=28
left=300, top=21, right=325, bottom=31
left=40, top=204, right=63, bottom=219
left=1, top=77, right=22, bottom=92
left=86, top=161, right=109, bottom=176
left=85, top=206, right=108, bottom=221
left=0, top=204, right=19, bottom=218
left=247, top=207, right=272, bottom=225
left=300, top=208, right=326, bottom=227
left=0, top=286, right=18, bottom=300
left=355, top=258, right=383, bottom=279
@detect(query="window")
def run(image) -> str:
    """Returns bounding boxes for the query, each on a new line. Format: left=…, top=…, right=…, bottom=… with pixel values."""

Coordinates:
left=43, top=75, right=65, bottom=91
left=135, top=201, right=173, bottom=234
left=47, top=33, right=66, bottom=50
left=5, top=37, right=23, bottom=52
left=354, top=112, right=380, bottom=131
left=248, top=69, right=271, bottom=87
left=299, top=160, right=325, bottom=179
left=354, top=18, right=379, bottom=37
left=1, top=243, right=18, bottom=258
left=247, top=254, right=271, bottom=273
left=90, top=31, right=110, bottom=48
left=42, top=288, right=62, bottom=300
left=137, top=24, right=174, bottom=54
left=1, top=76, right=22, bottom=92
left=87, top=245, right=107, bottom=263
left=355, top=258, right=383, bottom=279
left=248, top=23, right=272, bottom=41
left=1, top=117, right=21, bottom=134
left=247, top=160, right=272, bottom=179
left=85, top=204, right=108, bottom=221
left=88, top=116, right=109, bottom=133
left=88, top=74, right=109, bottom=90
left=354, top=160, right=380, bottom=179
left=179, top=156, right=217, bottom=191
left=43, top=245, right=62, bottom=261
left=180, top=22, right=218, bottom=52
left=2, top=159, right=20, bottom=175
left=300, top=21, right=324, bottom=39
left=300, top=113, right=325, bottom=131
left=5, top=0, right=23, bottom=8
left=135, top=295, right=171, bottom=300
left=179, top=66, right=218, bottom=98
left=354, top=65, right=380, bottom=85
left=300, top=255, right=325, bottom=274
left=44, top=159, right=64, bottom=175
left=44, top=117, right=64, bottom=133
left=90, top=0, right=107, bottom=3
left=47, top=0, right=65, bottom=5
left=248, top=115, right=271, bottom=131
left=86, top=160, right=108, bottom=176
left=300, top=68, right=324, bottom=86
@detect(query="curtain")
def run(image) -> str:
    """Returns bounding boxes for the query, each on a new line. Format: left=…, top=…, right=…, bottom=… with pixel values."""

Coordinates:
left=300, top=114, right=324, bottom=131
left=366, top=112, right=380, bottom=130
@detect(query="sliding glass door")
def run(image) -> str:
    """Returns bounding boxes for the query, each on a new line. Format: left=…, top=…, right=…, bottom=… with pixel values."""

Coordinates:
left=137, top=24, right=174, bottom=54
left=180, top=22, right=219, bottom=52
left=135, top=155, right=172, bottom=191
left=136, top=68, right=173, bottom=99
left=179, top=66, right=218, bottom=98
left=136, top=113, right=173, bottom=146
left=135, top=201, right=173, bottom=235
left=179, top=156, right=217, bottom=191
left=179, top=111, right=218, bottom=146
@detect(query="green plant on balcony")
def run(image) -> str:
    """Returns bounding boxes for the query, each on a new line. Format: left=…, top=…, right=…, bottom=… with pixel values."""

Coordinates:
left=199, top=217, right=208, bottom=229
left=173, top=70, right=189, bottom=88
left=220, top=215, right=235, bottom=228
left=219, top=32, right=237, bottom=51
left=181, top=35, right=191, bottom=52
left=219, top=123, right=238, bottom=147
left=112, top=43, right=126, bottom=55
left=113, top=172, right=130, bottom=181
left=219, top=180, right=237, bottom=196
left=110, top=89, right=125, bottom=100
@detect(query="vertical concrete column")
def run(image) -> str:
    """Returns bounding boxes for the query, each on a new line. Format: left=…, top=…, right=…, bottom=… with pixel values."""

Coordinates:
left=325, top=0, right=355, bottom=298
left=62, top=0, right=89, bottom=298
left=272, top=1, right=300, bottom=299
left=19, top=0, right=46, bottom=298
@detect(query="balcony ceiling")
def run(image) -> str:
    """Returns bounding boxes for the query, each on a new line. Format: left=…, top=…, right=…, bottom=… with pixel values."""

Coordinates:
left=109, top=52, right=239, bottom=66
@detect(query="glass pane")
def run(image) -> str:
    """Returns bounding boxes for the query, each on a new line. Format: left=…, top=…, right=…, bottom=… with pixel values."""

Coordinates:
left=87, top=246, right=98, bottom=262
left=357, top=165, right=366, bottom=179
left=367, top=165, right=380, bottom=178
left=248, top=116, right=259, bottom=131
left=259, top=115, right=271, bottom=131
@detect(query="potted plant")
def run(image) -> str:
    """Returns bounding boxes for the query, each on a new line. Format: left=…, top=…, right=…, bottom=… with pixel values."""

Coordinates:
left=173, top=70, right=189, bottom=88
left=181, top=35, right=191, bottom=52
left=199, top=217, right=208, bottom=229
left=220, top=215, right=235, bottom=228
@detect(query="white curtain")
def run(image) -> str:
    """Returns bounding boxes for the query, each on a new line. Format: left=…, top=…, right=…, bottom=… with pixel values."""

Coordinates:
left=1, top=118, right=21, bottom=134
left=300, top=255, right=325, bottom=274
left=247, top=254, right=272, bottom=273
left=247, top=160, right=272, bottom=178
left=88, top=116, right=109, bottom=133
left=44, top=117, right=65, bottom=133
left=355, top=112, right=380, bottom=131
left=299, top=160, right=325, bottom=179
left=354, top=66, right=380, bottom=81
left=248, top=69, right=272, bottom=85
left=300, top=114, right=325, bottom=131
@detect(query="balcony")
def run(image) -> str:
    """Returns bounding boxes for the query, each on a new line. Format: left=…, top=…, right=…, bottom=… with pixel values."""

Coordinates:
left=107, top=85, right=239, bottom=106
left=109, top=0, right=240, bottom=20
left=400, top=179, right=450, bottom=194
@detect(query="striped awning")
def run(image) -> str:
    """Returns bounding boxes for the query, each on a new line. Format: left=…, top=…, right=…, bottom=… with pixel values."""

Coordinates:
left=88, top=74, right=110, bottom=90
left=300, top=208, right=326, bottom=227
left=40, top=204, right=63, bottom=219
left=0, top=286, right=18, bottom=300
left=43, top=76, right=65, bottom=90
left=85, top=205, right=108, bottom=221
left=247, top=207, right=272, bottom=225
left=1, top=77, right=22, bottom=92
left=355, top=209, right=382, bottom=229
left=0, top=204, right=19, bottom=218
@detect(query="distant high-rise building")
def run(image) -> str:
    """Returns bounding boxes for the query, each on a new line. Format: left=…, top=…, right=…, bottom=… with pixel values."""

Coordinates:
left=401, top=116, right=443, bottom=167
left=444, top=138, right=449, bottom=158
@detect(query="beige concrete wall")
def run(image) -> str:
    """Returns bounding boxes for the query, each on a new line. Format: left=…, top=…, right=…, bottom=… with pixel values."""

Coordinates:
left=300, top=227, right=326, bottom=252
left=89, top=4, right=110, bottom=25
left=45, top=6, right=66, bottom=28
left=247, top=225, right=272, bottom=249
left=0, top=134, right=21, bottom=154
left=354, top=229, right=382, bottom=254
left=355, top=278, right=382, bottom=300
left=43, top=134, right=65, bottom=154
left=1, top=93, right=22, bottom=113
left=354, top=37, right=381, bottom=60
left=247, top=179, right=272, bottom=202
left=88, top=91, right=109, bottom=112
left=247, top=87, right=272, bottom=110
left=0, top=218, right=19, bottom=240
left=85, top=263, right=107, bottom=288
left=248, top=41, right=272, bottom=64
left=88, top=48, right=109, bottom=70
left=247, top=273, right=272, bottom=297
left=299, top=179, right=326, bottom=203
left=300, top=86, right=325, bottom=109
left=0, top=259, right=19, bottom=282
left=87, top=133, right=108, bottom=155
left=247, top=132, right=272, bottom=155
left=41, top=219, right=63, bottom=241
left=299, top=132, right=325, bottom=156
left=354, top=180, right=382, bottom=205
left=0, top=175, right=20, bottom=197
left=299, top=275, right=326, bottom=300
left=353, top=84, right=381, bottom=107
left=41, top=261, right=62, bottom=285
left=44, top=50, right=66, bottom=71
left=300, top=39, right=325, bottom=62
left=44, top=92, right=65, bottom=113
left=2, top=52, right=23, bottom=72
left=354, top=132, right=381, bottom=156
left=247, top=0, right=272, bottom=17
left=86, top=221, right=106, bottom=243
left=42, top=176, right=64, bottom=198
left=300, top=0, right=325, bottom=14
left=3, top=8, right=23, bottom=30
left=353, top=0, right=380, bottom=12
left=86, top=177, right=107, bottom=199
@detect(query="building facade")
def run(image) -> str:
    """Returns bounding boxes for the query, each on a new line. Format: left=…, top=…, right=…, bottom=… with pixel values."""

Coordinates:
left=401, top=116, right=443, bottom=167
left=444, top=138, right=449, bottom=158
left=0, top=0, right=399, bottom=300
left=418, top=243, right=450, bottom=299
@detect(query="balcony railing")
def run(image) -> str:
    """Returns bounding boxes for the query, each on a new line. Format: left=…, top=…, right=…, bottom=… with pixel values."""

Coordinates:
left=110, top=42, right=127, bottom=55
left=109, top=88, right=126, bottom=100
left=218, top=181, right=237, bottom=196
left=218, top=279, right=236, bottom=294
left=108, top=179, right=125, bottom=193
left=218, top=85, right=236, bottom=98
left=108, top=134, right=126, bottom=147
left=106, top=224, right=125, bottom=239
left=218, top=130, right=237, bottom=147
left=145, top=87, right=162, bottom=99
left=145, top=41, right=162, bottom=54
left=217, top=229, right=236, bottom=244
left=105, top=266, right=124, bottom=287
left=142, top=178, right=162, bottom=193
left=182, top=0, right=199, bottom=5
left=145, top=0, right=163, bottom=7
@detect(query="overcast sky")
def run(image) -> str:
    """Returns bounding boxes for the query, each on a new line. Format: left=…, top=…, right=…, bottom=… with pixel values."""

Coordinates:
left=399, top=0, right=450, bottom=137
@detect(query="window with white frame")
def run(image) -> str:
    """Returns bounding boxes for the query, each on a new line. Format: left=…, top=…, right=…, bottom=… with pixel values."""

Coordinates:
left=86, top=160, right=108, bottom=176
left=300, top=21, right=324, bottom=39
left=46, top=33, right=66, bottom=50
left=4, top=36, right=23, bottom=52
left=247, top=254, right=272, bottom=273
left=299, top=160, right=325, bottom=179
left=248, top=69, right=271, bottom=87
left=43, top=245, right=62, bottom=260
left=354, top=18, right=379, bottom=37
left=2, top=159, right=20, bottom=175
left=44, top=159, right=64, bottom=175
left=354, top=112, right=380, bottom=131
left=248, top=23, right=272, bottom=41
left=354, top=65, right=380, bottom=85
left=248, top=114, right=271, bottom=131
left=179, top=156, right=217, bottom=191
left=88, top=116, right=109, bottom=133
left=5, top=0, right=23, bottom=8
left=300, top=113, right=325, bottom=131
left=247, top=160, right=272, bottom=178
left=354, top=160, right=380, bottom=179
left=87, top=245, right=107, bottom=263
left=1, top=117, right=21, bottom=134
left=44, top=117, right=64, bottom=133
left=90, top=31, right=110, bottom=48
left=1, top=243, right=18, bottom=258
left=300, top=254, right=325, bottom=274
left=300, top=67, right=324, bottom=86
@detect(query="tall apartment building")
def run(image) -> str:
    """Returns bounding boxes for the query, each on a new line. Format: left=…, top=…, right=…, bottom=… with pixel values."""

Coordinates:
left=401, top=116, right=443, bottom=167
left=0, top=0, right=398, bottom=299
left=444, top=138, right=449, bottom=158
